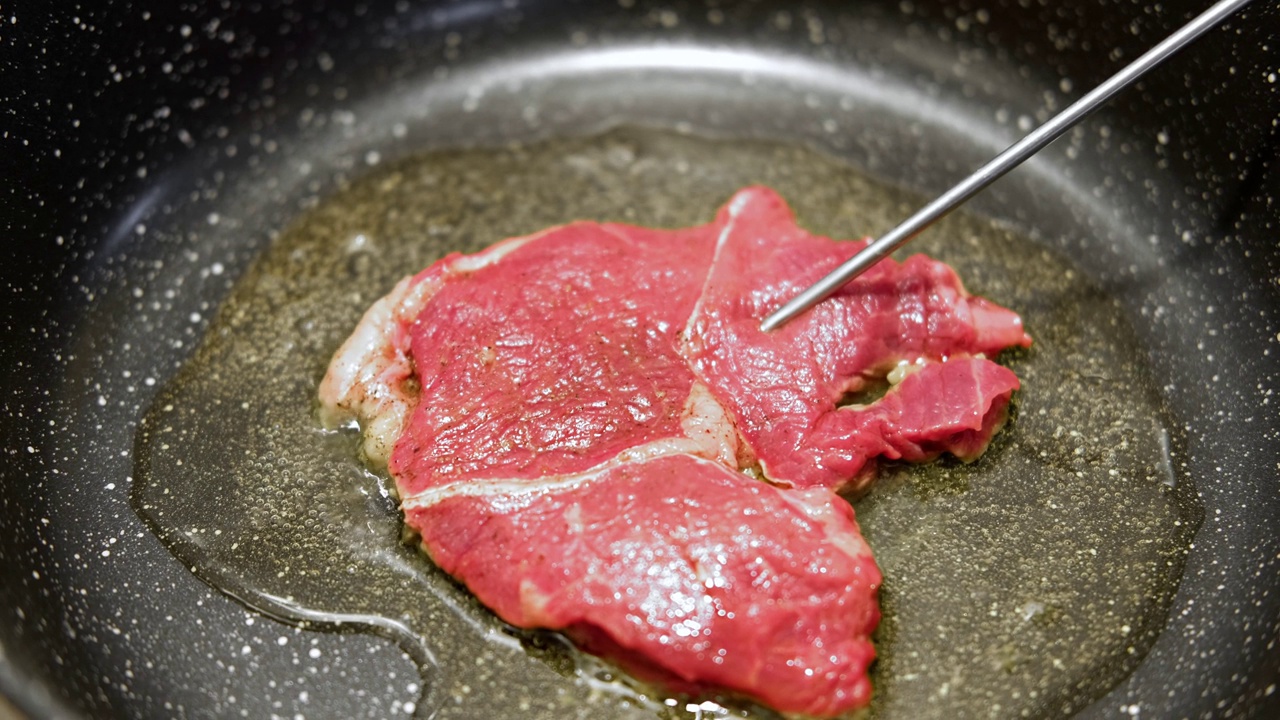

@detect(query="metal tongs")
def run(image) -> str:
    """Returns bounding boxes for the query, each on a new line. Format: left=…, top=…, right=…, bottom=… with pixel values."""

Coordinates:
left=760, top=0, right=1253, bottom=333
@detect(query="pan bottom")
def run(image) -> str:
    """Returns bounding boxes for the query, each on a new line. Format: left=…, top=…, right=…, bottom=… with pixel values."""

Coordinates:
left=132, top=127, right=1200, bottom=719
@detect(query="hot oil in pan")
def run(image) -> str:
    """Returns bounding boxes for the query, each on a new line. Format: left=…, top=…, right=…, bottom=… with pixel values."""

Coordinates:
left=133, top=127, right=1201, bottom=719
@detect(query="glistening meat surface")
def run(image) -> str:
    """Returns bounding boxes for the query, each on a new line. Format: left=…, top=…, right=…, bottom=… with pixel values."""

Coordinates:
left=406, top=454, right=880, bottom=718
left=319, top=186, right=1030, bottom=716
left=682, top=188, right=1030, bottom=493
left=390, top=220, right=722, bottom=494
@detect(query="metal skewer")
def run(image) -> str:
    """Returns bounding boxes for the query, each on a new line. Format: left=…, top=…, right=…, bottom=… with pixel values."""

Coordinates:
left=759, top=0, right=1253, bottom=333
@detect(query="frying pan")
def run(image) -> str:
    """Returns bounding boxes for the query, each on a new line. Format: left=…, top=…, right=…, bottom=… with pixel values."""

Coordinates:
left=2, top=0, right=1277, bottom=718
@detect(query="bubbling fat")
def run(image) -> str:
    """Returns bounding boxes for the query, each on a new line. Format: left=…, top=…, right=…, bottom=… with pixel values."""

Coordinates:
left=319, top=274, right=428, bottom=469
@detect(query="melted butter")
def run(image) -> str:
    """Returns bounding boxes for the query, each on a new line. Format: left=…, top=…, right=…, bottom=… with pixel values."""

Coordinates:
left=133, top=128, right=1201, bottom=719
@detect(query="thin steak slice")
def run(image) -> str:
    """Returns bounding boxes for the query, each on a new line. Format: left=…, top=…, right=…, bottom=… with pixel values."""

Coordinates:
left=320, top=186, right=1030, bottom=716
left=682, top=186, right=1031, bottom=493
left=387, top=219, right=727, bottom=496
left=405, top=453, right=880, bottom=718
left=320, top=219, right=726, bottom=477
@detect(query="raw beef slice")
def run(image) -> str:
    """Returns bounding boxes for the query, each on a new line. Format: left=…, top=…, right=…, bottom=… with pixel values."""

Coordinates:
left=319, top=186, right=1030, bottom=717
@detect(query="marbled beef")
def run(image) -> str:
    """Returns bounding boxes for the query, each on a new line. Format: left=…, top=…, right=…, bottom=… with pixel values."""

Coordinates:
left=681, top=188, right=1030, bottom=493
left=319, top=186, right=1029, bottom=716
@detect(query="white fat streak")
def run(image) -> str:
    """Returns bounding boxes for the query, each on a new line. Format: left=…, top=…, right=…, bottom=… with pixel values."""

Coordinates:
left=402, top=450, right=748, bottom=515
left=679, top=381, right=739, bottom=467
left=400, top=439, right=714, bottom=511
left=450, top=229, right=544, bottom=271
left=779, top=487, right=876, bottom=561
left=678, top=192, right=759, bottom=470
left=401, top=462, right=612, bottom=513
left=402, top=385, right=740, bottom=511
left=680, top=193, right=745, bottom=344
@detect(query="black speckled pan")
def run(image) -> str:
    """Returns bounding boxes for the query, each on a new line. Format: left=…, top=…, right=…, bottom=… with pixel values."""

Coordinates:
left=3, top=1, right=1277, bottom=719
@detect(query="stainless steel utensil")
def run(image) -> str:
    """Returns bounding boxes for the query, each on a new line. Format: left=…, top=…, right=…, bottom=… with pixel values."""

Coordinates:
left=760, top=0, right=1254, bottom=332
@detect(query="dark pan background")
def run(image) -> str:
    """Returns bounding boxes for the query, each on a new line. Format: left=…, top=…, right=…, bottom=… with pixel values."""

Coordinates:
left=2, top=0, right=1277, bottom=718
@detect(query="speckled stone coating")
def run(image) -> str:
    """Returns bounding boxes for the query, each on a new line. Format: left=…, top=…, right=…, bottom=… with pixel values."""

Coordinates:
left=2, top=1, right=1276, bottom=719
left=317, top=185, right=1024, bottom=714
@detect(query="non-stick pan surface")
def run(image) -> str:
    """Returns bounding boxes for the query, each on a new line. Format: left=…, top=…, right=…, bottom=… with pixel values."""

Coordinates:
left=2, top=1, right=1277, bottom=718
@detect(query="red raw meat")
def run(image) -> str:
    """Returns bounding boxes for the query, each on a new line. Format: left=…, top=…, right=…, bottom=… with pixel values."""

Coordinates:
left=682, top=187, right=1030, bottom=492
left=389, top=220, right=720, bottom=496
left=319, top=186, right=1029, bottom=717
left=406, top=454, right=880, bottom=717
